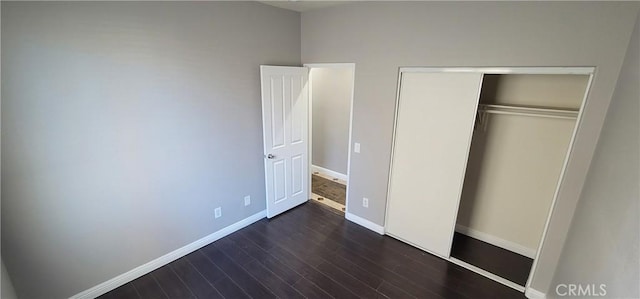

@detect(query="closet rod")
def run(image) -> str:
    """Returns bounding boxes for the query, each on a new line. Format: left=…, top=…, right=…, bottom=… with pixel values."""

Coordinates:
left=478, top=109, right=577, bottom=120
left=478, top=104, right=578, bottom=120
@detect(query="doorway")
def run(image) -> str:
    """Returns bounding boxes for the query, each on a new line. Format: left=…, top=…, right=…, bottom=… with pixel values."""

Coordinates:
left=306, top=64, right=355, bottom=214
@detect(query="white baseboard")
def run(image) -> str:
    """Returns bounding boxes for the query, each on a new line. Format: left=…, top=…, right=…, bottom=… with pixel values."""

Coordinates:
left=311, top=165, right=348, bottom=182
left=525, top=287, right=546, bottom=299
left=345, top=212, right=384, bottom=235
left=455, top=224, right=536, bottom=259
left=70, top=210, right=267, bottom=299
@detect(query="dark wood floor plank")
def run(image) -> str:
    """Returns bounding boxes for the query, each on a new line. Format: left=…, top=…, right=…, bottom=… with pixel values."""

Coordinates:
left=316, top=261, right=381, bottom=298
left=153, top=261, right=196, bottom=298
left=437, top=262, right=526, bottom=299
left=101, top=201, right=526, bottom=299
left=213, top=238, right=305, bottom=299
left=296, top=203, right=489, bottom=298
left=170, top=258, right=224, bottom=299
left=214, top=237, right=256, bottom=266
left=130, top=271, right=168, bottom=299
left=338, top=216, right=522, bottom=299
left=242, top=260, right=306, bottom=299
left=304, top=204, right=461, bottom=285
left=302, top=203, right=441, bottom=268
left=299, top=268, right=361, bottom=299
left=231, top=230, right=335, bottom=298
left=261, top=213, right=386, bottom=290
left=211, top=276, right=252, bottom=299
left=273, top=203, right=522, bottom=299
left=270, top=205, right=463, bottom=299
left=267, top=205, right=472, bottom=299
left=200, top=244, right=277, bottom=299
left=292, top=277, right=335, bottom=299
left=324, top=250, right=384, bottom=289
left=99, top=283, right=139, bottom=299
left=306, top=203, right=467, bottom=282
left=270, top=212, right=386, bottom=288
left=333, top=242, right=449, bottom=298
left=185, top=250, right=251, bottom=299
left=184, top=251, right=226, bottom=284
left=240, top=227, right=315, bottom=277
left=244, top=224, right=361, bottom=298
left=451, top=232, right=533, bottom=286
left=377, top=281, right=418, bottom=299
left=228, top=232, right=305, bottom=285
left=251, top=223, right=327, bottom=268
left=255, top=216, right=420, bottom=298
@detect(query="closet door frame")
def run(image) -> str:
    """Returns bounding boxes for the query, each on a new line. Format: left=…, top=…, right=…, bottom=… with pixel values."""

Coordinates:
left=384, top=66, right=595, bottom=294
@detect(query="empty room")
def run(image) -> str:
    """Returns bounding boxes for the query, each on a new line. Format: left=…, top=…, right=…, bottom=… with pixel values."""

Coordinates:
left=1, top=1, right=638, bottom=299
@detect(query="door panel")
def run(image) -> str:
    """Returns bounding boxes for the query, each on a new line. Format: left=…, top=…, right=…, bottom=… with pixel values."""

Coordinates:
left=261, top=66, right=309, bottom=218
left=386, top=72, right=483, bottom=258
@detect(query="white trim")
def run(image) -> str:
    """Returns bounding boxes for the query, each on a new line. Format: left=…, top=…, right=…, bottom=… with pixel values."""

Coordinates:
left=449, top=257, right=526, bottom=292
left=304, top=63, right=355, bottom=69
left=525, top=287, right=547, bottom=299
left=398, top=67, right=595, bottom=75
left=344, top=65, right=356, bottom=215
left=311, top=165, right=348, bottom=182
left=455, top=225, right=536, bottom=259
left=345, top=212, right=384, bottom=235
left=70, top=210, right=267, bottom=299
left=383, top=69, right=405, bottom=229
left=307, top=65, right=314, bottom=209
left=304, top=63, right=356, bottom=216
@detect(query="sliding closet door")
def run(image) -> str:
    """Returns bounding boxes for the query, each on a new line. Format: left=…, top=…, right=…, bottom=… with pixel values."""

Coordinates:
left=386, top=72, right=483, bottom=258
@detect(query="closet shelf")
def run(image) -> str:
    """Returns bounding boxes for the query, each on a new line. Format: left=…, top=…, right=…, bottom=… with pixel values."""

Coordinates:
left=478, top=104, right=579, bottom=120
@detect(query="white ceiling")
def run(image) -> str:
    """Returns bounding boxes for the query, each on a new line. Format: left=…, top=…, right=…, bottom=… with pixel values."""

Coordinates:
left=258, top=1, right=354, bottom=12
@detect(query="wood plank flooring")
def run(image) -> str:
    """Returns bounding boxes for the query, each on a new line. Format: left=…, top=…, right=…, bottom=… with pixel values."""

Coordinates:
left=450, top=232, right=533, bottom=286
left=311, top=174, right=346, bottom=205
left=100, top=201, right=526, bottom=299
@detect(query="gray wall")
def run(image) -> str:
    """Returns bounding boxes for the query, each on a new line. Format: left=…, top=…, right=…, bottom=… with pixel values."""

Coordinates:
left=1, top=2, right=300, bottom=298
left=1, top=259, right=17, bottom=299
left=549, top=12, right=639, bottom=299
left=311, top=67, right=353, bottom=175
left=301, top=1, right=639, bottom=293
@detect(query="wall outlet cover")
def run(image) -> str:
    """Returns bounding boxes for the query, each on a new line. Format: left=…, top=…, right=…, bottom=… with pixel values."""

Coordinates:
left=244, top=195, right=251, bottom=206
left=214, top=207, right=222, bottom=218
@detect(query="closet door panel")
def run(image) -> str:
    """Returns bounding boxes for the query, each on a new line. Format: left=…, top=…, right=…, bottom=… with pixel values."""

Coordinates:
left=386, top=72, right=482, bottom=258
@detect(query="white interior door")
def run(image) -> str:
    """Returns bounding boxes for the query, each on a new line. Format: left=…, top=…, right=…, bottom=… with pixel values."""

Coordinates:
left=260, top=66, right=309, bottom=218
left=386, top=71, right=483, bottom=258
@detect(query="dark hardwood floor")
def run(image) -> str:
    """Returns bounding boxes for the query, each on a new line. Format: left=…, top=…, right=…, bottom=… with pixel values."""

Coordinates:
left=100, top=201, right=525, bottom=299
left=451, top=233, right=534, bottom=286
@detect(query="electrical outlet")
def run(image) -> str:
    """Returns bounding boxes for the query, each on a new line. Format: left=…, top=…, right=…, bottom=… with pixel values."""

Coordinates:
left=214, top=207, right=222, bottom=218
left=354, top=142, right=361, bottom=153
left=244, top=195, right=251, bottom=206
left=362, top=197, right=369, bottom=208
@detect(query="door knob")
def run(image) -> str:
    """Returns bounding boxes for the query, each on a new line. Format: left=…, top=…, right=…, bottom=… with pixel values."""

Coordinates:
left=267, top=154, right=275, bottom=159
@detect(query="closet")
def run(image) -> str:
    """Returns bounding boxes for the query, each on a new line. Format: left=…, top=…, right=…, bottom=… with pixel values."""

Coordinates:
left=385, top=68, right=592, bottom=291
